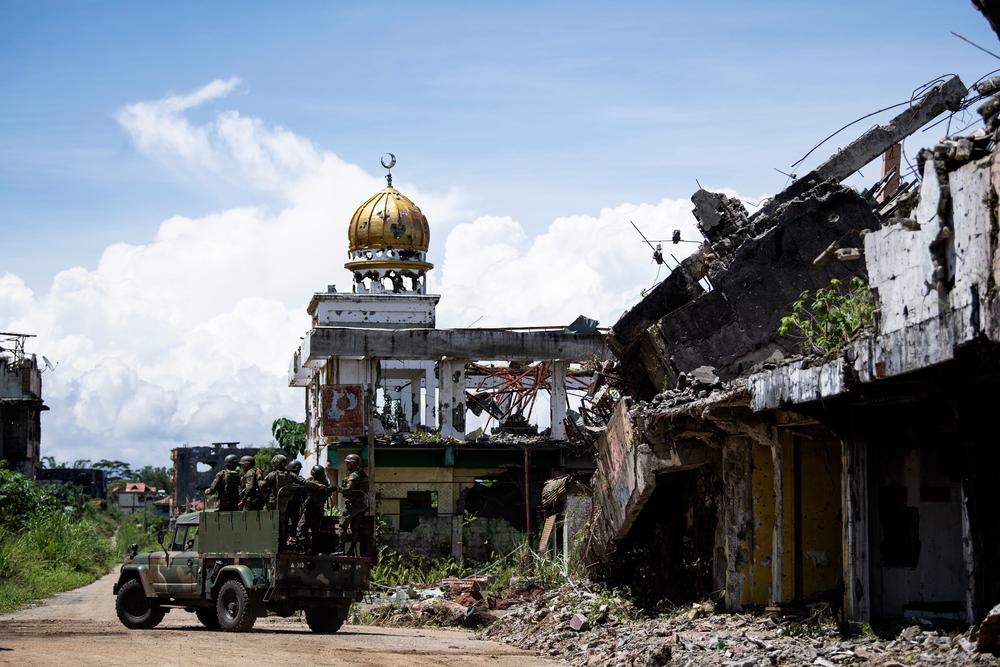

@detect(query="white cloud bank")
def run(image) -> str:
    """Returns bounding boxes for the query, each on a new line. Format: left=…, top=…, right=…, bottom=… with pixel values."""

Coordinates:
left=1, top=79, right=708, bottom=466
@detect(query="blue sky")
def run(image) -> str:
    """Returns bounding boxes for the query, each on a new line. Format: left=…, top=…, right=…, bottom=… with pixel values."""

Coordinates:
left=2, top=1, right=997, bottom=291
left=1, top=2, right=998, bottom=464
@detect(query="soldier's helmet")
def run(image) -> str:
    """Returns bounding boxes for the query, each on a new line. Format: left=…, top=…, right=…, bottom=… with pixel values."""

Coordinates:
left=224, top=454, right=238, bottom=469
left=344, top=453, right=361, bottom=467
left=239, top=455, right=254, bottom=467
left=288, top=460, right=303, bottom=474
left=310, top=465, right=327, bottom=481
left=271, top=454, right=288, bottom=470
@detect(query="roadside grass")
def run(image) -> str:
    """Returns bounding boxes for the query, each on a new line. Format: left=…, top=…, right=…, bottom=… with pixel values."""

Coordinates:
left=0, top=509, right=117, bottom=611
left=0, top=467, right=168, bottom=612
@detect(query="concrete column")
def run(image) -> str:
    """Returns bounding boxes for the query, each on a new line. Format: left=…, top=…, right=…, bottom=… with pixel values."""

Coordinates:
left=770, top=430, right=784, bottom=606
left=423, top=363, right=437, bottom=429
left=722, top=435, right=752, bottom=611
left=549, top=361, right=568, bottom=441
left=452, top=515, right=464, bottom=560
left=438, top=359, right=467, bottom=440
left=841, top=428, right=870, bottom=621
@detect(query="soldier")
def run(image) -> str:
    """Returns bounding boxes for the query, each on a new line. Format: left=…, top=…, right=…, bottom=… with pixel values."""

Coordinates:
left=339, top=453, right=369, bottom=556
left=204, top=454, right=241, bottom=511
left=286, top=460, right=306, bottom=543
left=259, top=454, right=301, bottom=544
left=238, top=455, right=263, bottom=510
left=296, top=465, right=332, bottom=553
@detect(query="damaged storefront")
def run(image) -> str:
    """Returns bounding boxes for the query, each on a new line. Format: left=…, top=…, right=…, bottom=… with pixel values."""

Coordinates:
left=584, top=72, right=1000, bottom=627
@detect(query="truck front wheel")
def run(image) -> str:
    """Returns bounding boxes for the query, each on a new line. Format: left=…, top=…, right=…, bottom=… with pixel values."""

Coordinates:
left=305, top=608, right=344, bottom=634
left=216, top=579, right=257, bottom=632
left=115, top=579, right=165, bottom=629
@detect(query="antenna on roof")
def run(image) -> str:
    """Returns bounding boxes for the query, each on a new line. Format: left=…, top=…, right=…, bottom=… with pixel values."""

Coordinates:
left=629, top=220, right=664, bottom=266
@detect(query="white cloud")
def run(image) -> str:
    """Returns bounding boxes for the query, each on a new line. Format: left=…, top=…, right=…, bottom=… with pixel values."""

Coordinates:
left=435, top=200, right=703, bottom=328
left=2, top=78, right=724, bottom=467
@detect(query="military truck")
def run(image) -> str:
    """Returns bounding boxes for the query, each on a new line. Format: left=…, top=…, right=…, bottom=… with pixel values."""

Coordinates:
left=113, top=509, right=370, bottom=633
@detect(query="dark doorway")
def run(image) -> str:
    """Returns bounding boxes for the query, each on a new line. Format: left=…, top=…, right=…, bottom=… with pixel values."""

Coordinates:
left=599, top=467, right=718, bottom=611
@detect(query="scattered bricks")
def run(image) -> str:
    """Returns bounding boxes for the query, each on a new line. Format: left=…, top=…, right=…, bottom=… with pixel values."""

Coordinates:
left=569, top=613, right=590, bottom=632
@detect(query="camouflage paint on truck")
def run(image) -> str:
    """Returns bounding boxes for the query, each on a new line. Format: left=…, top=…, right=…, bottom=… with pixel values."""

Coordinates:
left=114, top=508, right=370, bottom=633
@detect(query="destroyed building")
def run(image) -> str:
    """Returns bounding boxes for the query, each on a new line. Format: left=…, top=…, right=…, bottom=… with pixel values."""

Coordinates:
left=288, top=157, right=608, bottom=560
left=583, top=71, right=1000, bottom=627
left=0, top=332, right=47, bottom=477
left=171, top=442, right=264, bottom=513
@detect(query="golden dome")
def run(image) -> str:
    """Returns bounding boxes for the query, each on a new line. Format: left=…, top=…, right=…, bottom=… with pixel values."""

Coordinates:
left=347, top=185, right=430, bottom=254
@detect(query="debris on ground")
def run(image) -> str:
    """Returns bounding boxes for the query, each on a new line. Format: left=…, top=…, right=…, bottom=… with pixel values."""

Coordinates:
left=354, top=574, right=506, bottom=628
left=479, top=584, right=996, bottom=666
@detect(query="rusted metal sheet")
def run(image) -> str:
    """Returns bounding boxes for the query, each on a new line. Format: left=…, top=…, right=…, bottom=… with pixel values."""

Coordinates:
left=321, top=384, right=364, bottom=437
left=538, top=514, right=558, bottom=551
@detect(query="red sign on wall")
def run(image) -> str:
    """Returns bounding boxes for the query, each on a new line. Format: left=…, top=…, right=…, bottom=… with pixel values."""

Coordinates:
left=320, top=385, right=365, bottom=437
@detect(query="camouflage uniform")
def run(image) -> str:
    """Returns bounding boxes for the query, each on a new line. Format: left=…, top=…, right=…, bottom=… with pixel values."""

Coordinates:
left=296, top=474, right=331, bottom=552
left=286, top=461, right=306, bottom=540
left=240, top=466, right=264, bottom=510
left=207, top=467, right=242, bottom=511
left=260, top=469, right=300, bottom=512
left=340, top=466, right=369, bottom=555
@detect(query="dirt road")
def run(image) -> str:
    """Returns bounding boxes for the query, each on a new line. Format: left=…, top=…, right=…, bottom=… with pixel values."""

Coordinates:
left=0, top=570, right=555, bottom=666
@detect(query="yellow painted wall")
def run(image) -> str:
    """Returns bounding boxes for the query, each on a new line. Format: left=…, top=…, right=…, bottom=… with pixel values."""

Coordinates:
left=739, top=429, right=845, bottom=606
left=780, top=432, right=796, bottom=602
left=744, top=442, right=775, bottom=605
left=798, top=436, right=842, bottom=597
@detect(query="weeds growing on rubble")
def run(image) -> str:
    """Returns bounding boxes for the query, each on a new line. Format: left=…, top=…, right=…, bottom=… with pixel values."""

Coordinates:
left=371, top=543, right=571, bottom=598
left=778, top=277, right=875, bottom=356
left=371, top=547, right=467, bottom=587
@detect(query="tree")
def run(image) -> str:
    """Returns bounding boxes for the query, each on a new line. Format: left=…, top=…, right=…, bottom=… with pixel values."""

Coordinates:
left=92, top=460, right=136, bottom=481
left=271, top=418, right=306, bottom=458
left=254, top=447, right=280, bottom=473
left=40, top=456, right=65, bottom=469
left=136, top=466, right=172, bottom=493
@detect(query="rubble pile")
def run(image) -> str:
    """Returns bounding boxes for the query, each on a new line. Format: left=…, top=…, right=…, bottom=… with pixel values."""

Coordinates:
left=384, top=430, right=551, bottom=448
left=481, top=585, right=997, bottom=666
left=630, top=365, right=737, bottom=419
left=354, top=596, right=497, bottom=629
left=353, top=574, right=533, bottom=629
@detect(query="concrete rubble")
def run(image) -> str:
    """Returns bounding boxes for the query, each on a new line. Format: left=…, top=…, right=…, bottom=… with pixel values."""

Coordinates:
left=480, top=584, right=995, bottom=666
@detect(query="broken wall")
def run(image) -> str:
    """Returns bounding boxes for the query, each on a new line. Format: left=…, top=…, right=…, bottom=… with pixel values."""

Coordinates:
left=171, top=443, right=263, bottom=508
left=661, top=183, right=875, bottom=381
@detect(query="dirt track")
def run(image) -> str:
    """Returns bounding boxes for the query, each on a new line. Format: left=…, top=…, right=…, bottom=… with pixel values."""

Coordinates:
left=0, top=569, right=555, bottom=666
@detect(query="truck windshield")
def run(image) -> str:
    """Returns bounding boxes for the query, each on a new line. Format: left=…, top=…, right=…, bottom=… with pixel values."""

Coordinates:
left=172, top=525, right=199, bottom=551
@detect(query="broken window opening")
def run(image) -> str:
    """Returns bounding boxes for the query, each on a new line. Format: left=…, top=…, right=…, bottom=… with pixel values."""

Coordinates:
left=463, top=473, right=526, bottom=532
left=399, top=490, right=438, bottom=532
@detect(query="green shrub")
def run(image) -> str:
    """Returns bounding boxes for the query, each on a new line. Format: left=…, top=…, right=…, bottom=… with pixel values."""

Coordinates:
left=778, top=277, right=875, bottom=356
left=0, top=468, right=61, bottom=532
left=0, top=469, right=126, bottom=611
